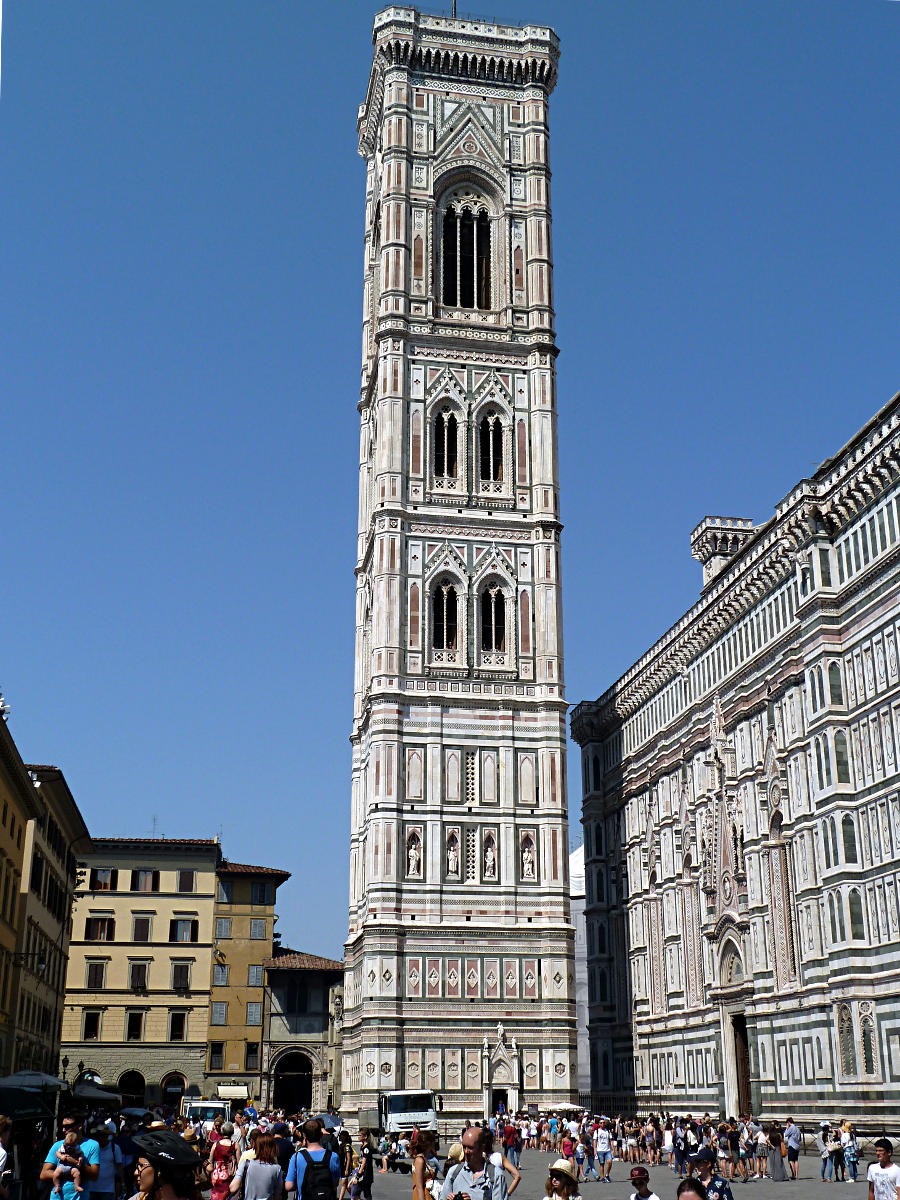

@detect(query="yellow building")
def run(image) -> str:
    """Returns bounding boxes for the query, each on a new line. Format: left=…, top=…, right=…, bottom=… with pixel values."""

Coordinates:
left=0, top=714, right=44, bottom=1073
left=61, top=837, right=219, bottom=1106
left=208, top=860, right=290, bottom=1105
left=15, top=765, right=90, bottom=1073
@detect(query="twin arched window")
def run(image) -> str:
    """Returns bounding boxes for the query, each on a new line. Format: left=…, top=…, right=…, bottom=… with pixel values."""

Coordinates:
left=432, top=582, right=458, bottom=650
left=481, top=584, right=505, bottom=651
left=442, top=201, right=491, bottom=310
left=479, top=411, right=503, bottom=482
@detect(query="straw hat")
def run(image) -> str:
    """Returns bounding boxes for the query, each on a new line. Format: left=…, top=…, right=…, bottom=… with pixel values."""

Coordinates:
left=549, top=1160, right=576, bottom=1181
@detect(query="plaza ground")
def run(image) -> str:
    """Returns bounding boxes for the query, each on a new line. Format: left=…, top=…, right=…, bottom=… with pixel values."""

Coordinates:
left=369, top=1149, right=867, bottom=1200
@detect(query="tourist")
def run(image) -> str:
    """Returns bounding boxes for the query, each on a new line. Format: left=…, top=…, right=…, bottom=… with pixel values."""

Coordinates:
left=594, top=1120, right=613, bottom=1183
left=440, top=1127, right=508, bottom=1200
left=677, top=1179, right=708, bottom=1200
left=629, top=1165, right=660, bottom=1200
left=207, top=1123, right=238, bottom=1200
left=842, top=1124, right=860, bottom=1184
left=353, top=1131, right=375, bottom=1200
left=766, top=1125, right=787, bottom=1183
left=130, top=1129, right=206, bottom=1200
left=412, top=1130, right=439, bottom=1200
left=89, top=1124, right=123, bottom=1200
left=41, top=1117, right=100, bottom=1200
left=783, top=1120, right=801, bottom=1181
left=285, top=1119, right=340, bottom=1200
left=230, top=1132, right=283, bottom=1200
left=481, top=1128, right=521, bottom=1196
left=816, top=1123, right=833, bottom=1183
left=544, top=1159, right=580, bottom=1200
left=868, top=1139, right=900, bottom=1200
left=691, top=1147, right=734, bottom=1200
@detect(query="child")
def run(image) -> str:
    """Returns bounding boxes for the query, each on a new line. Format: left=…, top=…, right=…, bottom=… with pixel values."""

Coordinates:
left=546, top=1158, right=580, bottom=1200
left=52, top=1133, right=85, bottom=1195
left=630, top=1166, right=661, bottom=1200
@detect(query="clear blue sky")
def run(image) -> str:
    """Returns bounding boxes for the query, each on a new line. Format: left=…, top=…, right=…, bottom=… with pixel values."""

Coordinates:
left=2, top=1, right=898, bottom=958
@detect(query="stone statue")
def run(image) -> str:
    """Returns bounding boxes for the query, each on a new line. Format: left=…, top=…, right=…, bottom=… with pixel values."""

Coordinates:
left=447, top=836, right=459, bottom=876
left=407, top=835, right=421, bottom=877
left=484, top=841, right=497, bottom=879
left=522, top=841, right=535, bottom=879
left=497, top=1021, right=505, bottom=1041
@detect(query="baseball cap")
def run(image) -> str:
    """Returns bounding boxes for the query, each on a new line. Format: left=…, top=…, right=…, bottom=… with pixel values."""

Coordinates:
left=630, top=1167, right=650, bottom=1180
left=692, top=1148, right=717, bottom=1165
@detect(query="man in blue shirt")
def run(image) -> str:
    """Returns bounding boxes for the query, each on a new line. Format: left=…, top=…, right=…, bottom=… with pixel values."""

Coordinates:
left=285, top=1120, right=340, bottom=1197
left=41, top=1117, right=101, bottom=1200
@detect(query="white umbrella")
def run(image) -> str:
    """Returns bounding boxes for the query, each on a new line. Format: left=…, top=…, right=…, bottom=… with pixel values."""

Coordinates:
left=0, top=1070, right=68, bottom=1090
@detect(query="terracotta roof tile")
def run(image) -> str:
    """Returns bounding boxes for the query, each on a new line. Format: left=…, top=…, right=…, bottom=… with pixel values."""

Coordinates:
left=263, top=951, right=344, bottom=972
left=218, top=860, right=291, bottom=880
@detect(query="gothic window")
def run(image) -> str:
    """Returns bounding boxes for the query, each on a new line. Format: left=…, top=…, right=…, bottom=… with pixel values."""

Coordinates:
left=816, top=666, right=826, bottom=709
left=432, top=582, right=458, bottom=650
left=441, top=191, right=492, bottom=310
left=829, top=662, right=844, bottom=705
left=828, top=893, right=838, bottom=941
left=823, top=739, right=833, bottom=787
left=479, top=411, right=503, bottom=482
left=409, top=583, right=420, bottom=648
left=835, top=731, right=851, bottom=784
left=480, top=584, right=506, bottom=652
left=592, top=755, right=601, bottom=792
left=842, top=813, right=858, bottom=862
left=849, top=889, right=864, bottom=939
left=861, top=1014, right=877, bottom=1075
left=830, top=817, right=839, bottom=865
left=434, top=408, right=458, bottom=478
left=838, top=1003, right=857, bottom=1076
left=815, top=739, right=825, bottom=789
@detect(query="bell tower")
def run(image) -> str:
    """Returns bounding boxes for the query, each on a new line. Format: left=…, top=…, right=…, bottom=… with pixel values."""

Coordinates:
left=344, top=7, right=575, bottom=1119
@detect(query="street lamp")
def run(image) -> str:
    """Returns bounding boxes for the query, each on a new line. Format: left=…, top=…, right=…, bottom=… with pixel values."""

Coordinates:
left=61, top=1055, right=70, bottom=1082
left=12, top=950, right=47, bottom=974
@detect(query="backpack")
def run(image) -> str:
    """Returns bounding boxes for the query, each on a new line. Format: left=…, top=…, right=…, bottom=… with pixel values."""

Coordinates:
left=297, top=1150, right=337, bottom=1200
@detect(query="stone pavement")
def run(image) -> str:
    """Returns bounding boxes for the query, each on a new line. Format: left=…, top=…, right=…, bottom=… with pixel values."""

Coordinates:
left=368, top=1150, right=869, bottom=1200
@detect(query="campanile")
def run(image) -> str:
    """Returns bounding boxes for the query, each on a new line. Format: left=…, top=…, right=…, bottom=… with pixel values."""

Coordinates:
left=344, top=7, right=575, bottom=1119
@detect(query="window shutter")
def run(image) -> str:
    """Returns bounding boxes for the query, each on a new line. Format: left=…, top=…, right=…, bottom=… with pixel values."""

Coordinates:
left=111, top=869, right=119, bottom=890
left=190, top=920, right=199, bottom=943
left=169, top=918, right=177, bottom=942
left=152, top=870, right=160, bottom=892
left=130, top=870, right=139, bottom=890
left=108, top=919, right=115, bottom=939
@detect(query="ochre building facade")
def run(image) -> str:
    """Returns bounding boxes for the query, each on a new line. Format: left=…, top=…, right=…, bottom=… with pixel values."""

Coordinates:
left=573, top=391, right=900, bottom=1123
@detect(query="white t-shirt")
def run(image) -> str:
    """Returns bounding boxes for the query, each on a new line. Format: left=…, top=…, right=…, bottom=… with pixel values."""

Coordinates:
left=595, top=1130, right=611, bottom=1154
left=867, top=1163, right=900, bottom=1200
left=631, top=1191, right=661, bottom=1200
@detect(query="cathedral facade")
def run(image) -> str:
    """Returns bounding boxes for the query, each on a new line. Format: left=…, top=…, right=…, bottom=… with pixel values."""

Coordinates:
left=572, top=393, right=900, bottom=1122
left=343, top=9, right=576, bottom=1121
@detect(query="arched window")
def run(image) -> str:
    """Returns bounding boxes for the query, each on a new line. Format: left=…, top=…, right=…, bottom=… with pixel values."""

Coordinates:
left=828, top=893, right=838, bottom=941
left=838, top=1003, right=857, bottom=1076
left=842, top=813, right=857, bottom=863
left=432, top=582, right=458, bottom=650
left=815, top=739, right=825, bottom=788
left=823, top=825, right=832, bottom=869
left=837, top=892, right=846, bottom=940
left=441, top=191, right=492, bottom=310
left=835, top=731, right=851, bottom=784
left=479, top=411, right=503, bottom=482
left=830, top=817, right=839, bottom=865
left=480, top=584, right=506, bottom=652
left=434, top=408, right=458, bottom=478
left=849, top=889, right=864, bottom=939
left=829, top=662, right=844, bottom=705
left=823, top=739, right=833, bottom=787
left=816, top=666, right=826, bottom=710
left=861, top=1016, right=877, bottom=1075
left=592, top=755, right=601, bottom=792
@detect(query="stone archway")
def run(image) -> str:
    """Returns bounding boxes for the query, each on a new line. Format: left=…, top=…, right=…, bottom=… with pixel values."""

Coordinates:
left=119, top=1070, right=146, bottom=1106
left=272, top=1051, right=314, bottom=1112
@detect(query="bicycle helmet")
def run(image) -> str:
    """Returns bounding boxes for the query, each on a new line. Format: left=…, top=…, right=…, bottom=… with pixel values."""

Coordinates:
left=133, top=1130, right=202, bottom=1168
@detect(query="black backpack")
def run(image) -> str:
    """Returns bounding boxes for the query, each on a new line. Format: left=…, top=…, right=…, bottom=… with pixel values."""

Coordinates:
left=298, top=1150, right=337, bottom=1200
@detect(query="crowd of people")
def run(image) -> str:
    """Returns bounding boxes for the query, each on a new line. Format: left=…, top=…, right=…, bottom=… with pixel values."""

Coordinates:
left=4, top=1104, right=898, bottom=1200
